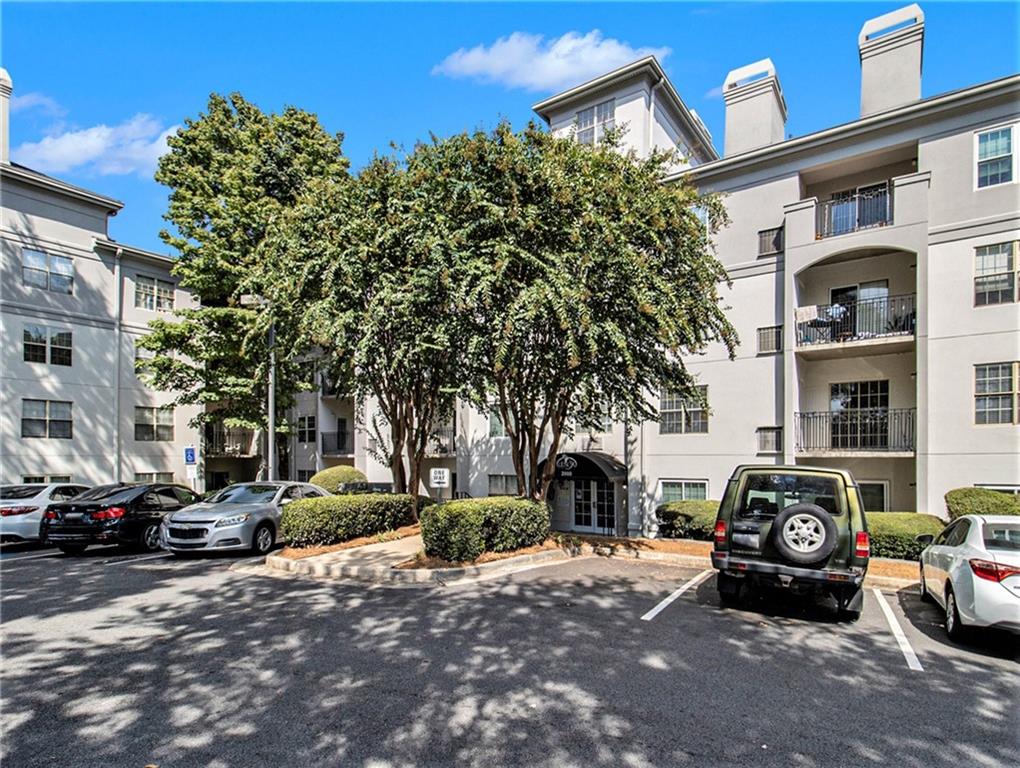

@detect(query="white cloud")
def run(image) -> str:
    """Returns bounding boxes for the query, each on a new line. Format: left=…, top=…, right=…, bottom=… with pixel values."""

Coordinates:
left=10, top=92, right=66, bottom=117
left=13, top=114, right=177, bottom=177
left=433, top=30, right=671, bottom=92
left=704, top=85, right=725, bottom=100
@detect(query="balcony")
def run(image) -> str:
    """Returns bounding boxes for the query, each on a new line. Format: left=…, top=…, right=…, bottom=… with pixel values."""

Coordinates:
left=795, top=408, right=916, bottom=456
left=795, top=293, right=916, bottom=358
left=426, top=426, right=455, bottom=456
left=205, top=425, right=256, bottom=457
left=321, top=431, right=353, bottom=456
left=816, top=184, right=893, bottom=239
left=319, top=373, right=350, bottom=399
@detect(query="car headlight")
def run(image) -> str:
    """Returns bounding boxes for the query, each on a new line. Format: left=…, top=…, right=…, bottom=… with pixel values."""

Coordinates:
left=215, top=513, right=251, bottom=528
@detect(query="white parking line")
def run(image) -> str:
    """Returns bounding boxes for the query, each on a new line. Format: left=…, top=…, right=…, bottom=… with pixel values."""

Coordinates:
left=641, top=570, right=713, bottom=621
left=0, top=551, right=62, bottom=563
left=104, top=552, right=172, bottom=566
left=873, top=588, right=924, bottom=671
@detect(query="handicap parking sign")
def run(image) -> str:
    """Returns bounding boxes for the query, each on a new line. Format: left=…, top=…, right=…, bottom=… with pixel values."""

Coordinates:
left=184, top=447, right=197, bottom=465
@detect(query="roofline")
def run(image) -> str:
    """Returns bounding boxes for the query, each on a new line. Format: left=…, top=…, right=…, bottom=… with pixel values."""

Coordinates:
left=671, top=73, right=1020, bottom=184
left=94, top=238, right=177, bottom=268
left=531, top=56, right=718, bottom=162
left=0, top=162, right=124, bottom=213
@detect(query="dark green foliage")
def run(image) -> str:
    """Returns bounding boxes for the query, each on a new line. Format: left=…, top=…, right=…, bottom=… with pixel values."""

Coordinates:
left=308, top=465, right=367, bottom=494
left=420, top=497, right=550, bottom=563
left=656, top=500, right=720, bottom=540
left=945, top=487, right=1020, bottom=520
left=868, top=512, right=946, bottom=561
left=280, top=494, right=415, bottom=548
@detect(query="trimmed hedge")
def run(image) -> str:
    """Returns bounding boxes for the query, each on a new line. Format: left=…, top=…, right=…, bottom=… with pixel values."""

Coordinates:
left=420, top=497, right=550, bottom=563
left=945, top=487, right=1020, bottom=520
left=868, top=512, right=944, bottom=561
left=280, top=493, right=415, bottom=548
left=656, top=500, right=719, bottom=540
left=308, top=465, right=367, bottom=494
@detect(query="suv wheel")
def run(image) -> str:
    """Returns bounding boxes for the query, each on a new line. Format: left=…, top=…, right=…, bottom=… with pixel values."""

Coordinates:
left=771, top=504, right=838, bottom=565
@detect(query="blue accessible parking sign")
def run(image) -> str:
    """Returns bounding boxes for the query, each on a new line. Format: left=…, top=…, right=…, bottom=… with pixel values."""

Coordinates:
left=184, top=447, right=196, bottom=465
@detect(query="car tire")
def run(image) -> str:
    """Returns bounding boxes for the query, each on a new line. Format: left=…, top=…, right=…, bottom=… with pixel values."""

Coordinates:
left=251, top=523, right=275, bottom=556
left=717, top=572, right=742, bottom=607
left=139, top=523, right=162, bottom=552
left=945, top=587, right=967, bottom=641
left=58, top=544, right=87, bottom=556
left=770, top=504, right=838, bottom=565
left=918, top=564, right=934, bottom=603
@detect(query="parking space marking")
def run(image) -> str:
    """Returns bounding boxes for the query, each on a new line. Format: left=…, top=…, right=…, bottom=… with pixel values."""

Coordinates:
left=873, top=588, right=924, bottom=671
left=0, top=551, right=62, bottom=563
left=103, top=552, right=173, bottom=566
left=640, top=569, right=713, bottom=621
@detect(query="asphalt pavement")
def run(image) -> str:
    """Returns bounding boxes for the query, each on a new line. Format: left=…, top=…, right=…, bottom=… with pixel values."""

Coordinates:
left=1, top=543, right=1016, bottom=767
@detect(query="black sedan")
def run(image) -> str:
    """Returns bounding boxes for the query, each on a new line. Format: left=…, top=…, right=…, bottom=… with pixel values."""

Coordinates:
left=41, top=483, right=201, bottom=555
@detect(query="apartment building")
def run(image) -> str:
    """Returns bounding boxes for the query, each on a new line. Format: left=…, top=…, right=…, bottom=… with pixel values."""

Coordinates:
left=0, top=68, right=202, bottom=487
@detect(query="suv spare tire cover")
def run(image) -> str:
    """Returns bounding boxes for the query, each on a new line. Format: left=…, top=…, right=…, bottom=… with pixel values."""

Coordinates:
left=771, top=503, right=838, bottom=565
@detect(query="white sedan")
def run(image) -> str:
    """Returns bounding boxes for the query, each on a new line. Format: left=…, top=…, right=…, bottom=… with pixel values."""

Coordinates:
left=1, top=483, right=91, bottom=543
left=918, top=514, right=1020, bottom=639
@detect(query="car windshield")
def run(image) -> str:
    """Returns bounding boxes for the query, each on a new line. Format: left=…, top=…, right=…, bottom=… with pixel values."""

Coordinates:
left=983, top=523, right=1020, bottom=552
left=1, top=485, right=45, bottom=500
left=72, top=485, right=144, bottom=504
left=208, top=484, right=279, bottom=504
left=738, top=473, right=843, bottom=519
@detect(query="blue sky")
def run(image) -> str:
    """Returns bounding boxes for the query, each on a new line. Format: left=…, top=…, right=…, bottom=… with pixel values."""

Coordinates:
left=3, top=2, right=1017, bottom=254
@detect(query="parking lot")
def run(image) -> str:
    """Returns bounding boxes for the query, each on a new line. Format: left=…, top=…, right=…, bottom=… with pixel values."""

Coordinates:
left=1, top=545, right=1016, bottom=767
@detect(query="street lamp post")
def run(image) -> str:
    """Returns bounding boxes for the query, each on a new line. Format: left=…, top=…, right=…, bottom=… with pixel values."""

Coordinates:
left=241, top=294, right=277, bottom=481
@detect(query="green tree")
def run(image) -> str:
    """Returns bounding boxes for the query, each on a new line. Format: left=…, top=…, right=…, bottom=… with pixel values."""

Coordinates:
left=139, top=93, right=348, bottom=474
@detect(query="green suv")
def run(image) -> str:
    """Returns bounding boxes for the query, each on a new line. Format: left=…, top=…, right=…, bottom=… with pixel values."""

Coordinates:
left=711, top=465, right=870, bottom=621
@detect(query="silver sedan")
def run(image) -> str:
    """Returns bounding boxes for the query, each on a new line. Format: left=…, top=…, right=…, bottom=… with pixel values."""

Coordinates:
left=160, top=481, right=330, bottom=556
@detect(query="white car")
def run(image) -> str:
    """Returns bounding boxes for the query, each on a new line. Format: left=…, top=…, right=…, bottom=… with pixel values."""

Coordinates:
left=918, top=515, right=1020, bottom=639
left=1, top=483, right=91, bottom=543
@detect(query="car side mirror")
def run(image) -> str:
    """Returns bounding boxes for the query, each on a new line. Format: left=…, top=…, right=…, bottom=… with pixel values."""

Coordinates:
left=914, top=534, right=934, bottom=546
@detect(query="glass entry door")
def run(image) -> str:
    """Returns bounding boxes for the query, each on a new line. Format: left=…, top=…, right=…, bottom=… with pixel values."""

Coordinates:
left=830, top=380, right=890, bottom=449
left=572, top=479, right=616, bottom=534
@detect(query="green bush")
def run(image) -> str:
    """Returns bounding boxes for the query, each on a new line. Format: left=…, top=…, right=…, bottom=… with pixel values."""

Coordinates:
left=420, top=497, right=550, bottom=563
left=280, top=493, right=415, bottom=548
left=945, top=487, right=1020, bottom=520
left=868, top=512, right=946, bottom=561
left=308, top=465, right=367, bottom=493
left=656, top=500, right=720, bottom=540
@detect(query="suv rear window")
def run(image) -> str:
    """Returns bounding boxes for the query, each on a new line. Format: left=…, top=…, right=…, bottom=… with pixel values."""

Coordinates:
left=738, top=473, right=843, bottom=520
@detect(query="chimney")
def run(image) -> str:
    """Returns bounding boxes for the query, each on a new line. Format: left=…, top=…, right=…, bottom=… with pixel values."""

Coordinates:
left=859, top=4, right=925, bottom=117
left=722, top=58, right=787, bottom=157
left=0, top=67, right=11, bottom=165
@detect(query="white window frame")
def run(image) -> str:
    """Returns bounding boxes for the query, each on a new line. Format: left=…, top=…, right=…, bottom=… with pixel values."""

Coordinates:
left=857, top=480, right=890, bottom=512
left=575, top=98, right=615, bottom=146
left=134, top=406, right=175, bottom=442
left=974, top=123, right=1017, bottom=191
left=487, top=474, right=517, bottom=497
left=23, top=324, right=73, bottom=367
left=297, top=415, right=316, bottom=444
left=134, top=471, right=175, bottom=483
left=21, top=248, right=74, bottom=294
left=976, top=484, right=1020, bottom=496
left=975, top=361, right=1019, bottom=425
left=658, top=479, right=709, bottom=505
left=134, top=274, right=176, bottom=312
left=22, top=474, right=73, bottom=483
left=488, top=410, right=507, bottom=438
left=659, top=385, right=708, bottom=434
left=21, top=399, right=73, bottom=440
left=974, top=241, right=1018, bottom=306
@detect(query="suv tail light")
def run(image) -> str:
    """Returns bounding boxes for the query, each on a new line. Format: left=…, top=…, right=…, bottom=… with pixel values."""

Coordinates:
left=854, top=531, right=870, bottom=559
left=0, top=506, right=38, bottom=517
left=90, top=506, right=127, bottom=521
left=44, top=509, right=59, bottom=520
left=969, top=559, right=1020, bottom=582
left=714, top=520, right=727, bottom=545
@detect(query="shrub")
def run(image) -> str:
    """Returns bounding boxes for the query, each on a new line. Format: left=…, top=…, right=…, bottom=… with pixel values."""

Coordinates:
left=656, top=500, right=720, bottom=540
left=420, top=497, right=550, bottom=563
left=308, top=465, right=367, bottom=494
left=945, top=487, right=1020, bottom=520
left=868, top=512, right=946, bottom=561
left=280, top=493, right=415, bottom=548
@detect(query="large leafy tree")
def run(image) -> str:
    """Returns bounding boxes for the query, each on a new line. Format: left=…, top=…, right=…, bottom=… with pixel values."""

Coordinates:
left=139, top=92, right=348, bottom=472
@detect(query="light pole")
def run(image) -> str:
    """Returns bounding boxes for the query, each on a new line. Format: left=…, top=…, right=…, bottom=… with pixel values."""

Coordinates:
left=241, top=294, right=277, bottom=481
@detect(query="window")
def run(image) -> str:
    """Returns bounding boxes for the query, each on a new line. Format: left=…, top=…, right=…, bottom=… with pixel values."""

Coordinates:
left=21, top=475, right=73, bottom=484
left=134, top=406, right=175, bottom=441
left=134, top=275, right=175, bottom=312
left=576, top=99, right=615, bottom=145
left=135, top=345, right=155, bottom=379
left=298, top=361, right=318, bottom=389
left=756, top=427, right=782, bottom=453
left=488, top=411, right=506, bottom=438
left=976, top=484, right=1020, bottom=496
left=659, top=385, right=708, bottom=434
left=858, top=481, right=888, bottom=512
left=21, top=249, right=73, bottom=294
left=975, top=362, right=1018, bottom=424
left=488, top=474, right=517, bottom=496
left=24, top=325, right=72, bottom=366
left=756, top=326, right=782, bottom=355
left=296, top=469, right=314, bottom=483
left=134, top=472, right=175, bottom=483
left=22, top=399, right=73, bottom=439
left=758, top=226, right=784, bottom=256
left=297, top=415, right=316, bottom=443
left=977, top=127, right=1014, bottom=188
left=974, top=242, right=1017, bottom=305
left=661, top=480, right=708, bottom=503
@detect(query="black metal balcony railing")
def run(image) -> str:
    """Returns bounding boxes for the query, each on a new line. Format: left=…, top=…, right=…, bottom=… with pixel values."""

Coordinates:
left=205, top=425, right=256, bottom=457
left=796, top=294, right=916, bottom=346
left=817, top=185, right=893, bottom=238
left=795, top=408, right=916, bottom=453
left=427, top=426, right=455, bottom=455
left=321, top=431, right=353, bottom=455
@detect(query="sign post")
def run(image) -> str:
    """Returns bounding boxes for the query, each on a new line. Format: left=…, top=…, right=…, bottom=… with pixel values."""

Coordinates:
left=429, top=467, right=450, bottom=502
left=184, top=446, right=199, bottom=490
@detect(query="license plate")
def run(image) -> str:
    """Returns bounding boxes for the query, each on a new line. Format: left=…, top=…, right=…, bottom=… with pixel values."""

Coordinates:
left=63, top=513, right=83, bottom=523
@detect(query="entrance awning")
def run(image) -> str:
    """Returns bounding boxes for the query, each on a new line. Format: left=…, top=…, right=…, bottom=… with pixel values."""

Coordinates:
left=542, top=451, right=627, bottom=482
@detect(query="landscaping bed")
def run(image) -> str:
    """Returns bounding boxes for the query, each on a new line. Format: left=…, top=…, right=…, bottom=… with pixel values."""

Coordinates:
left=279, top=524, right=420, bottom=560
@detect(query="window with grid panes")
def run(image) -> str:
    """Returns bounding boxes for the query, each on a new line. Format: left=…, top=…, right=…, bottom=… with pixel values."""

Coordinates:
left=975, top=242, right=1017, bottom=305
left=975, top=363, right=1018, bottom=424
